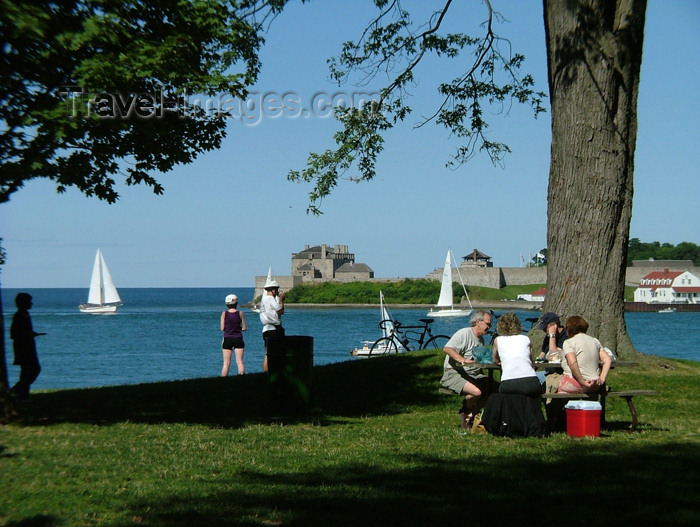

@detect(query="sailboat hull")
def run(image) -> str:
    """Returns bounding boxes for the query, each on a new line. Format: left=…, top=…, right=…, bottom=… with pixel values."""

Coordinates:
left=79, top=304, right=119, bottom=314
left=428, top=308, right=473, bottom=318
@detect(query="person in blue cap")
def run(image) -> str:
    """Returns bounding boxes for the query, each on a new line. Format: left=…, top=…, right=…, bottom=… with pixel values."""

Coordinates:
left=536, top=312, right=567, bottom=362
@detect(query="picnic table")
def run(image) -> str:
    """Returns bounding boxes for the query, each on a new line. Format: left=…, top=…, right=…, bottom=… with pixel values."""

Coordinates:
left=465, top=361, right=656, bottom=432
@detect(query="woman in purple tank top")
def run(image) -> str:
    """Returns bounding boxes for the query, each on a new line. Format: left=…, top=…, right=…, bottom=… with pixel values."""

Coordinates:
left=221, top=294, right=247, bottom=375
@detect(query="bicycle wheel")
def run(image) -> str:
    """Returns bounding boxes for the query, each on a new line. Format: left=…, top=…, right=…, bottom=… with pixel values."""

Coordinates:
left=370, top=337, right=398, bottom=356
left=423, top=335, right=450, bottom=351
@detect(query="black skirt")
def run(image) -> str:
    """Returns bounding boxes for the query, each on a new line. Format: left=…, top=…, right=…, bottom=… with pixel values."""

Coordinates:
left=481, top=393, right=546, bottom=438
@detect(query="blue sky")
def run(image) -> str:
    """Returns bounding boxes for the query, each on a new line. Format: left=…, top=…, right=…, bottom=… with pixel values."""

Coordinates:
left=1, top=0, right=699, bottom=289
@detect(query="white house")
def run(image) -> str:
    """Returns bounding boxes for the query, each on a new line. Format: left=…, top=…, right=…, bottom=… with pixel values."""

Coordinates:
left=633, top=269, right=700, bottom=304
left=517, top=287, right=546, bottom=302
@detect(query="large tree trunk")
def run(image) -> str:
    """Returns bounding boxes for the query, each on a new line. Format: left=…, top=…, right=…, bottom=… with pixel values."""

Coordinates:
left=543, top=0, right=646, bottom=359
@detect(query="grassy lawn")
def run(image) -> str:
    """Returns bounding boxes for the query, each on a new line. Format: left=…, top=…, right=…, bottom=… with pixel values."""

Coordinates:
left=2, top=351, right=699, bottom=526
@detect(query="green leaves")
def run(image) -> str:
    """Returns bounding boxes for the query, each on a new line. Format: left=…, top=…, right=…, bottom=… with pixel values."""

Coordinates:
left=288, top=105, right=391, bottom=215
left=0, top=0, right=278, bottom=204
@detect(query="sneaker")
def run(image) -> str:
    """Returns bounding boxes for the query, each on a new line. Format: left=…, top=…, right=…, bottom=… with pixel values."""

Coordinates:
left=535, top=357, right=546, bottom=363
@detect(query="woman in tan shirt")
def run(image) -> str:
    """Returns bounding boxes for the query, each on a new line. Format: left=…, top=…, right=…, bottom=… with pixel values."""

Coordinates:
left=558, top=315, right=612, bottom=393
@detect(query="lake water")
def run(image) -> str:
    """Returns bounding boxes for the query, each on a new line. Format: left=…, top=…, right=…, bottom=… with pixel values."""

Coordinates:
left=3, top=287, right=699, bottom=390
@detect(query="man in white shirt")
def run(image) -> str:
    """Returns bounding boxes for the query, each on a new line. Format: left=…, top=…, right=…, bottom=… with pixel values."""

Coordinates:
left=260, top=278, right=285, bottom=372
left=440, top=310, right=494, bottom=428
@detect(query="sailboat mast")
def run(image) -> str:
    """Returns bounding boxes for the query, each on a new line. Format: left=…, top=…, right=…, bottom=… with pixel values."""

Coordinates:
left=97, top=249, right=105, bottom=305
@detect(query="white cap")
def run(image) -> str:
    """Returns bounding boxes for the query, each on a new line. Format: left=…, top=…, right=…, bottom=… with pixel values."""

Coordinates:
left=225, top=294, right=238, bottom=304
left=264, top=278, right=279, bottom=289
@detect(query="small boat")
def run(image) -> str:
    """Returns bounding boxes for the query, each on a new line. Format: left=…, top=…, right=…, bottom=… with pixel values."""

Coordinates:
left=427, top=247, right=473, bottom=317
left=352, top=291, right=402, bottom=356
left=79, top=248, right=122, bottom=314
left=658, top=307, right=677, bottom=313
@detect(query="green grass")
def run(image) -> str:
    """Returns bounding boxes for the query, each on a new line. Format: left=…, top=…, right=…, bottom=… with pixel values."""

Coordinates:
left=2, top=352, right=699, bottom=526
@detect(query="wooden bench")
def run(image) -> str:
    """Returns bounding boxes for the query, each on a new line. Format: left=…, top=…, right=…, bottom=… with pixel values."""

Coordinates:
left=441, top=387, right=657, bottom=432
left=542, top=389, right=657, bottom=432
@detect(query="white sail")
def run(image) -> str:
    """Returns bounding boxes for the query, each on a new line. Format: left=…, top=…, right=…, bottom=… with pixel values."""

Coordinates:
left=99, top=252, right=121, bottom=304
left=352, top=290, right=399, bottom=356
left=428, top=247, right=472, bottom=317
left=436, top=249, right=455, bottom=308
left=80, top=248, right=122, bottom=313
left=380, top=290, right=394, bottom=339
left=86, top=250, right=105, bottom=305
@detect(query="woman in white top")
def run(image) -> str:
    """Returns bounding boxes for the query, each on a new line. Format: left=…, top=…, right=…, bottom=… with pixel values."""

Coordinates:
left=558, top=315, right=612, bottom=393
left=492, top=313, right=541, bottom=397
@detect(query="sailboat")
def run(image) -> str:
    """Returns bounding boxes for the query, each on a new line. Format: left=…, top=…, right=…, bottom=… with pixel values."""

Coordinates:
left=427, top=247, right=473, bottom=317
left=79, top=248, right=122, bottom=314
left=352, top=290, right=403, bottom=356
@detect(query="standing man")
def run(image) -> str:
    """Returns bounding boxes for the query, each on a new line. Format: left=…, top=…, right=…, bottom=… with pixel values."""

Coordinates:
left=440, top=310, right=494, bottom=429
left=259, top=278, right=285, bottom=372
left=10, top=293, right=44, bottom=401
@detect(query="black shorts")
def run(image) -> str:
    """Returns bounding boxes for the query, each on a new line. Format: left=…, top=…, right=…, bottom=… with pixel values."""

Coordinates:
left=263, top=326, right=285, bottom=348
left=222, top=337, right=245, bottom=350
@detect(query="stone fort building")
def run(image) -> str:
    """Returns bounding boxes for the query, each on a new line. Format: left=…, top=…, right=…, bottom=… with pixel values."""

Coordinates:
left=253, top=244, right=698, bottom=300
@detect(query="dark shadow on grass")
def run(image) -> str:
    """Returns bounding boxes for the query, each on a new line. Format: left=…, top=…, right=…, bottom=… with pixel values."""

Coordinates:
left=0, top=444, right=18, bottom=458
left=120, top=441, right=700, bottom=527
left=1, top=515, right=63, bottom=527
left=16, top=352, right=449, bottom=428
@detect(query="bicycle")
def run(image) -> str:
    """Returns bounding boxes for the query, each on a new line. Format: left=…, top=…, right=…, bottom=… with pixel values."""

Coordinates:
left=369, top=317, right=451, bottom=356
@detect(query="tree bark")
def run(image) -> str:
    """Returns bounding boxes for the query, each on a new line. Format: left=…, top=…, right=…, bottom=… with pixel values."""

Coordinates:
left=543, top=0, right=647, bottom=358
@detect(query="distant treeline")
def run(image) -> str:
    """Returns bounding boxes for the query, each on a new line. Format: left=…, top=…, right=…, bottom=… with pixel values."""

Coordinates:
left=627, top=238, right=700, bottom=266
left=284, top=280, right=547, bottom=305
left=285, top=280, right=440, bottom=304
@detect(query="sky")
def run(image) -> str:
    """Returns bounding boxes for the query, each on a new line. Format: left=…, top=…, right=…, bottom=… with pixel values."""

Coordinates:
left=1, top=0, right=699, bottom=289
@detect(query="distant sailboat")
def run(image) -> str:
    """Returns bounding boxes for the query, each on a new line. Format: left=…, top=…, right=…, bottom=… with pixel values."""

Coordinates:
left=352, top=290, right=403, bottom=356
left=427, top=247, right=473, bottom=317
left=79, top=248, right=122, bottom=314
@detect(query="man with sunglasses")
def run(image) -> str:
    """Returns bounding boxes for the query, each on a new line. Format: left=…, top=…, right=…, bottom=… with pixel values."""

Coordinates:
left=440, top=310, right=496, bottom=429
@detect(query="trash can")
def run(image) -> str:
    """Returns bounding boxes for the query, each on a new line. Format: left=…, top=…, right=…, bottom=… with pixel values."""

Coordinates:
left=564, top=400, right=602, bottom=437
left=267, top=336, right=313, bottom=414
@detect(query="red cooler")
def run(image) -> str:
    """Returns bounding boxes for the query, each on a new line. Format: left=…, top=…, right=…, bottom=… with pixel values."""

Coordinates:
left=565, top=401, right=602, bottom=437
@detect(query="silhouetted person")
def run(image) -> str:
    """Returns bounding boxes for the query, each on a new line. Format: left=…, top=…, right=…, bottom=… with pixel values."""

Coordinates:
left=10, top=292, right=43, bottom=401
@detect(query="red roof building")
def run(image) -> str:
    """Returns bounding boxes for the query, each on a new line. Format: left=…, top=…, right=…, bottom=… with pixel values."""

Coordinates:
left=634, top=269, right=700, bottom=304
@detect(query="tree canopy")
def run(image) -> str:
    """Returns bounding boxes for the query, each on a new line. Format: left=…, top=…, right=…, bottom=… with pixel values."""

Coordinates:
left=627, top=238, right=700, bottom=265
left=0, top=0, right=290, bottom=204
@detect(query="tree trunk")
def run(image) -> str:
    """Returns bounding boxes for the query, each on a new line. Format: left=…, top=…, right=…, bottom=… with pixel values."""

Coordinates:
left=543, top=0, right=646, bottom=359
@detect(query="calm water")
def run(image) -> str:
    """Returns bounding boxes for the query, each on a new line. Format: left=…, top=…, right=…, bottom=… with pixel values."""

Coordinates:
left=2, top=287, right=699, bottom=390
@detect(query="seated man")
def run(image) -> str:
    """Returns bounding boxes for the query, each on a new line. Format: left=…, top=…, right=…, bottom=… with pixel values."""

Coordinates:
left=535, top=311, right=568, bottom=399
left=536, top=311, right=568, bottom=362
left=440, top=310, right=495, bottom=429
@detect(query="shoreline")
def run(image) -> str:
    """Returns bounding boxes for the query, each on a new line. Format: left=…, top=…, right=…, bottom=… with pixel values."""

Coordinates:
left=277, top=300, right=543, bottom=310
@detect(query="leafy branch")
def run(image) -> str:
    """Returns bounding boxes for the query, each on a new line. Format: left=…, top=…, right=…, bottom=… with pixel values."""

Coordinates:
left=288, top=0, right=547, bottom=214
